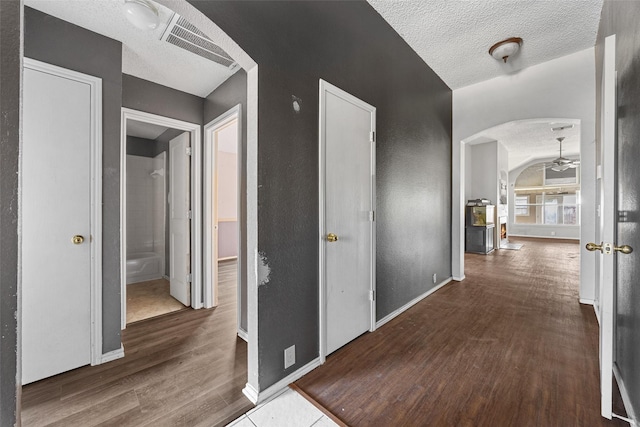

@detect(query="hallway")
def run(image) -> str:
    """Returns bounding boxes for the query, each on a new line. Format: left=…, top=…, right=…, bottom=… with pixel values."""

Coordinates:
left=20, top=260, right=251, bottom=427
left=296, top=238, right=627, bottom=426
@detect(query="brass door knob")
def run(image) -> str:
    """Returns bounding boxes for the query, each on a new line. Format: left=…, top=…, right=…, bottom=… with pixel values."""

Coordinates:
left=327, top=233, right=338, bottom=242
left=615, top=244, right=633, bottom=254
left=586, top=242, right=603, bottom=253
left=72, top=235, right=85, bottom=245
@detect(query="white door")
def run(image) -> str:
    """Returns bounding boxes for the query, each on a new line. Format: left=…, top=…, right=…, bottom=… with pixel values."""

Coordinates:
left=589, top=34, right=616, bottom=418
left=22, top=61, right=96, bottom=383
left=169, top=132, right=191, bottom=306
left=320, top=80, right=376, bottom=355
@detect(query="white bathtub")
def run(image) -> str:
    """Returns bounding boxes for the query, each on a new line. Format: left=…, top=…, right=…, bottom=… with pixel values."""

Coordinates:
left=126, top=252, right=163, bottom=284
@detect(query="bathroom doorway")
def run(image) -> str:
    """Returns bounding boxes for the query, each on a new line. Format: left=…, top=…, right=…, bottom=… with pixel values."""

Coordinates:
left=121, top=108, right=203, bottom=327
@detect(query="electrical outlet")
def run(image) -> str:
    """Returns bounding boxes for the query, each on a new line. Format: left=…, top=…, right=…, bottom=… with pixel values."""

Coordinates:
left=284, top=345, right=295, bottom=369
left=432, top=273, right=437, bottom=284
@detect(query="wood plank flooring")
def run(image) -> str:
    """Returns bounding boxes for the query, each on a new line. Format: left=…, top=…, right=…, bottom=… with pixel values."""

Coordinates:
left=21, top=260, right=252, bottom=427
left=296, top=238, right=628, bottom=426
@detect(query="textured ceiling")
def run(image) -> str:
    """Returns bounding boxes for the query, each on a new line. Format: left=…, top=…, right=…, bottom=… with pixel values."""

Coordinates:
left=367, top=0, right=604, bottom=89
left=25, top=0, right=237, bottom=97
left=468, top=119, right=581, bottom=170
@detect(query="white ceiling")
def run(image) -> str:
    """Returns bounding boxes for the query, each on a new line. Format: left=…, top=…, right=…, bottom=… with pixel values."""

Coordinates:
left=365, top=0, right=601, bottom=168
left=366, top=0, right=604, bottom=90
left=25, top=0, right=236, bottom=97
left=467, top=119, right=581, bottom=171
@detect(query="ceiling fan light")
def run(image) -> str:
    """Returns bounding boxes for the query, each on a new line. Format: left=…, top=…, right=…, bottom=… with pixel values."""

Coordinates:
left=123, top=0, right=159, bottom=31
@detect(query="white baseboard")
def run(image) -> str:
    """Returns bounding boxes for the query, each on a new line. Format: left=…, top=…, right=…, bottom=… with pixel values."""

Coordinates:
left=614, top=364, right=638, bottom=425
left=509, top=234, right=579, bottom=241
left=593, top=302, right=601, bottom=325
left=452, top=275, right=465, bottom=282
left=242, top=383, right=259, bottom=404
left=376, top=277, right=453, bottom=329
left=98, top=344, right=124, bottom=365
left=579, top=298, right=595, bottom=305
left=238, top=328, right=248, bottom=342
left=242, top=357, right=321, bottom=405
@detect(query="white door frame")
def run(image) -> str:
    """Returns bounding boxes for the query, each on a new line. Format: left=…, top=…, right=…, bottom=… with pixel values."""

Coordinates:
left=203, top=105, right=243, bottom=328
left=120, top=108, right=202, bottom=329
left=23, top=57, right=104, bottom=365
left=318, top=79, right=376, bottom=363
left=598, top=34, right=617, bottom=420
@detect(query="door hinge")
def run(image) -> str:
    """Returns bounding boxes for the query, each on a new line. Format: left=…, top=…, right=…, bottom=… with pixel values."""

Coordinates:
left=186, top=273, right=192, bottom=283
left=369, top=131, right=375, bottom=143
left=369, top=290, right=375, bottom=301
left=369, top=211, right=375, bottom=222
left=186, top=146, right=192, bottom=156
left=187, top=210, right=192, bottom=219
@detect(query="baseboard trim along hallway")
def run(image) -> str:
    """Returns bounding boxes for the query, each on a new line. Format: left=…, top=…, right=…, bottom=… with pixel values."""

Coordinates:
left=376, top=277, right=453, bottom=329
left=243, top=357, right=322, bottom=405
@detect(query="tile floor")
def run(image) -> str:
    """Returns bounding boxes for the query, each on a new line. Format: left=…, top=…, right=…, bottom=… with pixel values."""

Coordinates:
left=226, top=388, right=338, bottom=427
left=126, top=278, right=186, bottom=323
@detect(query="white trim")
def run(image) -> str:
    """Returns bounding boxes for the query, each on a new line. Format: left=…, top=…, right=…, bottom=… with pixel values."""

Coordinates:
left=614, top=364, right=638, bottom=425
left=243, top=357, right=322, bottom=405
left=237, top=328, right=248, bottom=342
left=24, top=58, right=105, bottom=366
left=579, top=298, right=595, bottom=305
left=318, top=79, right=376, bottom=363
left=509, top=234, right=580, bottom=241
left=376, top=278, right=453, bottom=329
left=242, top=383, right=259, bottom=404
left=452, top=275, right=466, bottom=282
left=204, top=105, right=241, bottom=312
left=120, top=108, right=202, bottom=330
left=594, top=301, right=601, bottom=325
left=99, top=345, right=125, bottom=364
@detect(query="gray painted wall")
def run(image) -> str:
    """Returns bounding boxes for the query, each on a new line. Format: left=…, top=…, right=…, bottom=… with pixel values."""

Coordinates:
left=0, top=1, right=22, bottom=424
left=596, top=1, right=640, bottom=417
left=204, top=70, right=248, bottom=333
left=127, top=136, right=157, bottom=158
left=24, top=6, right=123, bottom=353
left=122, top=74, right=204, bottom=125
left=189, top=0, right=452, bottom=389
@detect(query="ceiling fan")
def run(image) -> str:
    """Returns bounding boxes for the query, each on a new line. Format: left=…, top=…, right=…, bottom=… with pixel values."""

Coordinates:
left=546, top=137, right=580, bottom=171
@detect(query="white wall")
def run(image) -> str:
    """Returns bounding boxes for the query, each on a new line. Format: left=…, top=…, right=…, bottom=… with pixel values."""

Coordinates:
left=217, top=122, right=239, bottom=259
left=126, top=154, right=166, bottom=263
left=468, top=141, right=498, bottom=202
left=453, top=47, right=596, bottom=300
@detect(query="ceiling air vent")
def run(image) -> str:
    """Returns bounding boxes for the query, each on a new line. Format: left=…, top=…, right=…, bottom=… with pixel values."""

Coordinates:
left=161, top=14, right=237, bottom=69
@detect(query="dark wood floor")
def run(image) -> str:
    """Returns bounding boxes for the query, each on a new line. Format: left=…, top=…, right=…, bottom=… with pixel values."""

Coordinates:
left=296, top=238, right=629, bottom=426
left=21, top=260, right=252, bottom=427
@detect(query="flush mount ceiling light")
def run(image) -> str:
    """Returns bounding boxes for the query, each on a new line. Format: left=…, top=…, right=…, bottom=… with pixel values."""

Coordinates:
left=489, top=37, right=523, bottom=63
left=123, top=0, right=159, bottom=31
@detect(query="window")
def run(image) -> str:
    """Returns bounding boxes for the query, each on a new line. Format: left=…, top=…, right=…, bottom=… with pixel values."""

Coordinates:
left=515, top=196, right=529, bottom=216
left=514, top=191, right=580, bottom=225
left=513, top=162, right=580, bottom=226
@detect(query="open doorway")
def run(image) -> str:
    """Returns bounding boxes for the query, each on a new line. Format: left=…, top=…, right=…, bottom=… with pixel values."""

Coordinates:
left=124, top=117, right=197, bottom=324
left=121, top=109, right=202, bottom=328
left=204, top=105, right=245, bottom=337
